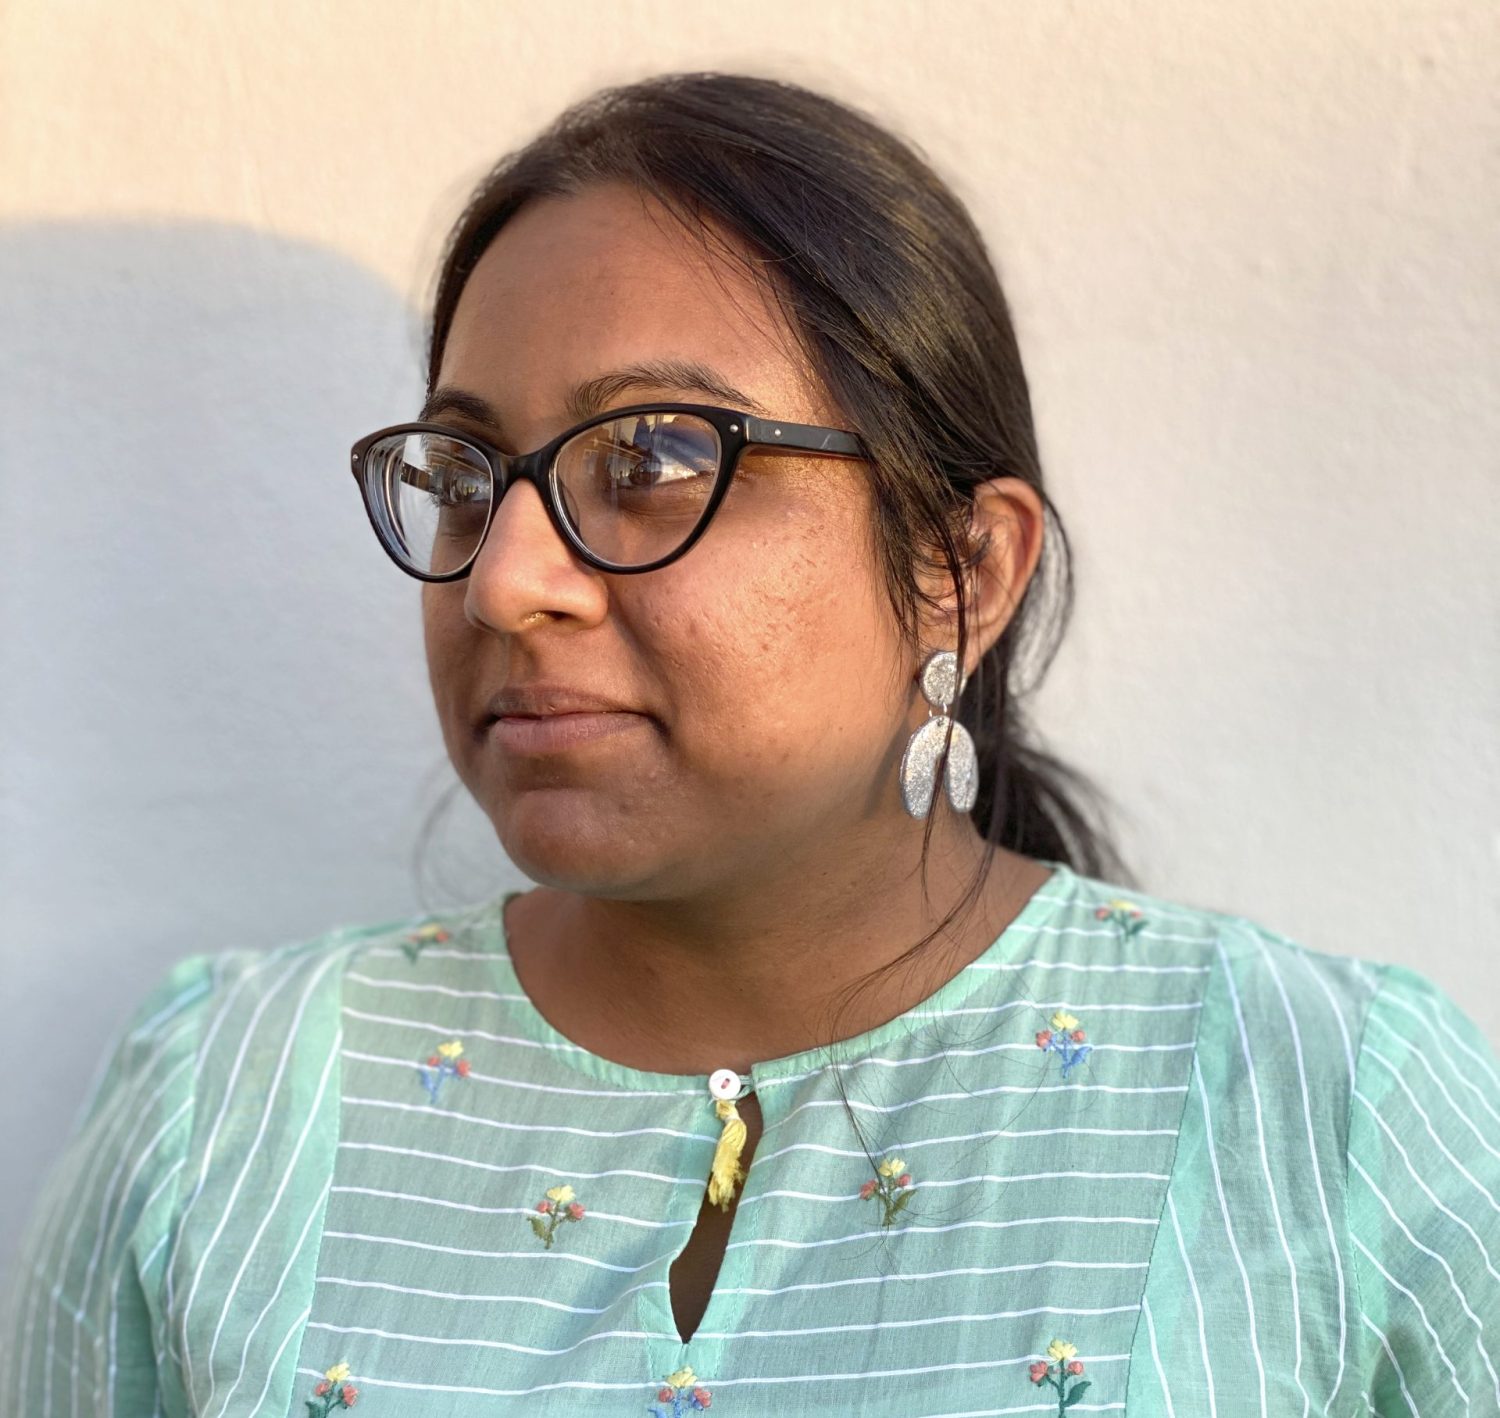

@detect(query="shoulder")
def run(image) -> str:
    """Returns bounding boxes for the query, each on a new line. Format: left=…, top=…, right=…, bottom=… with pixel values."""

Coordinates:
left=65, top=906, right=457, bottom=1186
left=1187, top=897, right=1490, bottom=1100
left=1066, top=865, right=1499, bottom=1146
left=1065, top=865, right=1396, bottom=1056
left=3, top=921, right=368, bottom=1345
left=1338, top=964, right=1500, bottom=1405
left=1064, top=870, right=1500, bottom=1405
left=1345, top=957, right=1500, bottom=1167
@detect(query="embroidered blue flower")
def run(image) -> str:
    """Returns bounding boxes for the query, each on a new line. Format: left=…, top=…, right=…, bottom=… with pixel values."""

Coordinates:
left=1036, top=1011, right=1092, bottom=1078
left=416, top=1039, right=470, bottom=1103
left=648, top=1365, right=712, bottom=1413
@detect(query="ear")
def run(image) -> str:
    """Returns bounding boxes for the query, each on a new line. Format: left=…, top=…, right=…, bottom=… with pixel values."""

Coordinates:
left=918, top=477, right=1046, bottom=678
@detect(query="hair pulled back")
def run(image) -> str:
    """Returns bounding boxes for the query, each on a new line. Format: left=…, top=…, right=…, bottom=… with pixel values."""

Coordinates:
left=417, top=70, right=1136, bottom=1072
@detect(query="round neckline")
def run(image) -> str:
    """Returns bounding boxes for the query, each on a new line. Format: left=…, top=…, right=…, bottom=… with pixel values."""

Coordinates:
left=479, top=858, right=1078, bottom=1093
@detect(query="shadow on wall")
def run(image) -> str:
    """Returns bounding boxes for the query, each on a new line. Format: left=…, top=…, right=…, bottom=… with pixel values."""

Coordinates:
left=0, top=221, right=512, bottom=1290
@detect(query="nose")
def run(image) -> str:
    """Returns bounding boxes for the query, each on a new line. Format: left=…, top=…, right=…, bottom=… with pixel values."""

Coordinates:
left=462, top=473, right=608, bottom=633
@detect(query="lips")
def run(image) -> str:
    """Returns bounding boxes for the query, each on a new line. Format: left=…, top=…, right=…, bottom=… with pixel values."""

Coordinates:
left=487, top=709, right=646, bottom=754
left=477, top=680, right=655, bottom=754
left=483, top=684, right=638, bottom=721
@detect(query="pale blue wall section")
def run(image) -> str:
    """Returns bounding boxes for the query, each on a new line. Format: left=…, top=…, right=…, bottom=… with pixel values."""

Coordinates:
left=0, top=223, right=523, bottom=1283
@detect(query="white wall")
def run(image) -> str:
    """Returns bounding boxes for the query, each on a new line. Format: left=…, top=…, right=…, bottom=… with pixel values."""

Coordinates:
left=2, top=0, right=1495, bottom=1281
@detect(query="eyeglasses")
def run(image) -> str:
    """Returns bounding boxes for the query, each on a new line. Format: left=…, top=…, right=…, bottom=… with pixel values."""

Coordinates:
left=349, top=402, right=869, bottom=581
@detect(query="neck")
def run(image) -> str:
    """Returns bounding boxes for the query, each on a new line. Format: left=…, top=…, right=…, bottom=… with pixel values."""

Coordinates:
left=503, top=820, right=1056, bottom=1077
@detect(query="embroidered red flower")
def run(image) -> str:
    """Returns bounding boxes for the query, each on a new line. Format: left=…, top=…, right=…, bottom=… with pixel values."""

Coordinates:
left=529, top=1184, right=586, bottom=1248
left=1095, top=897, right=1147, bottom=937
left=401, top=922, right=451, bottom=962
left=859, top=1156, right=916, bottom=1226
left=306, top=1362, right=358, bottom=1414
left=1027, top=1340, right=1090, bottom=1415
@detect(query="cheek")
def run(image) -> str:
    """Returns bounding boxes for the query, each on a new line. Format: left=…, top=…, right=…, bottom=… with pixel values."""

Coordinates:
left=645, top=522, right=904, bottom=778
left=420, top=588, right=448, bottom=666
left=421, top=587, right=474, bottom=716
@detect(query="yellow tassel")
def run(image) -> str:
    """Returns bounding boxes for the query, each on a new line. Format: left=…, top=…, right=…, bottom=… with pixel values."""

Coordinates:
left=706, top=1097, right=748, bottom=1211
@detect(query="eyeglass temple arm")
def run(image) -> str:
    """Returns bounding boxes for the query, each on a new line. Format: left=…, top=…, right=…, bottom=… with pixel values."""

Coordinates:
left=742, top=415, right=865, bottom=458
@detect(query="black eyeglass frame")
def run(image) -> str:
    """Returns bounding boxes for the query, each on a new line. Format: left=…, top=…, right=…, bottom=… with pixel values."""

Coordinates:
left=349, top=401, right=870, bottom=582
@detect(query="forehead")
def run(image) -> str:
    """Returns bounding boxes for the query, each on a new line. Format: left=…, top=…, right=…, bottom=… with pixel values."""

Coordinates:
left=437, top=182, right=814, bottom=411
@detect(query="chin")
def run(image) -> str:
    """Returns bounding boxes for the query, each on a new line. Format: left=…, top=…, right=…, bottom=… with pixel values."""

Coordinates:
left=490, top=799, right=674, bottom=898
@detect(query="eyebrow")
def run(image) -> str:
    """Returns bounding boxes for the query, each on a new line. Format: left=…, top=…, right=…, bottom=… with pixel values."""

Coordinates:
left=419, top=358, right=771, bottom=441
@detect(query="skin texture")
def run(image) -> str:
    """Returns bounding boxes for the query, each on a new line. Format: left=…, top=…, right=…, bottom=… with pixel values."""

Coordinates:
left=421, top=180, right=1051, bottom=1082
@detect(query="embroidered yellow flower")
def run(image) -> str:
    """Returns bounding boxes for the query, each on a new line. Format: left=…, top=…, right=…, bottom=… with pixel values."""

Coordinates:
left=323, top=1361, right=352, bottom=1383
left=1105, top=897, right=1139, bottom=912
left=877, top=1156, right=906, bottom=1178
left=665, top=1366, right=697, bottom=1389
left=1046, top=1339, right=1077, bottom=1363
left=545, top=1184, right=576, bottom=1205
left=436, top=1040, right=464, bottom=1059
left=1050, top=1011, right=1079, bottom=1033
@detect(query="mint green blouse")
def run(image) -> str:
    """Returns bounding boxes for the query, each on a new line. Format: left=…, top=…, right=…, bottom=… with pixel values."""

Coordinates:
left=5, top=860, right=1499, bottom=1417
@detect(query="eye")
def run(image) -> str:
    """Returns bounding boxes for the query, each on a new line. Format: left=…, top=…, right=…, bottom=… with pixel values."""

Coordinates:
left=566, top=414, right=721, bottom=494
left=428, top=466, right=489, bottom=508
left=596, top=420, right=693, bottom=485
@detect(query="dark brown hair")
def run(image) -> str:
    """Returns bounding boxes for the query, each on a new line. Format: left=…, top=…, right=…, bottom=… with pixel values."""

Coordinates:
left=414, top=70, right=1138, bottom=1169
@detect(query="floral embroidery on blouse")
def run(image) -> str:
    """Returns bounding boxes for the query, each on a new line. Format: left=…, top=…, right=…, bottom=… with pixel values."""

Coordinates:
left=306, top=1360, right=359, bottom=1413
left=1036, top=1011, right=1092, bottom=1079
left=400, top=922, right=451, bottom=963
left=530, top=1182, right=586, bottom=1247
left=859, top=1155, right=915, bottom=1226
left=1094, top=897, right=1146, bottom=937
left=648, top=1365, right=712, bottom=1413
left=416, top=1039, right=470, bottom=1103
left=1027, top=1339, right=1089, bottom=1414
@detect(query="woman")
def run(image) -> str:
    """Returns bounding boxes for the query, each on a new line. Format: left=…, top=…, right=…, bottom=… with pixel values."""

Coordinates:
left=6, top=71, right=1497, bottom=1417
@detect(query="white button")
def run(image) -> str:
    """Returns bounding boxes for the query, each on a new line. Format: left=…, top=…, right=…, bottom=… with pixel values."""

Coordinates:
left=708, top=1067, right=742, bottom=1100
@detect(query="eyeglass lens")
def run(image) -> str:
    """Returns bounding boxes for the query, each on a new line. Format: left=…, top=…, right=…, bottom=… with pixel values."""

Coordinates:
left=361, top=411, right=724, bottom=575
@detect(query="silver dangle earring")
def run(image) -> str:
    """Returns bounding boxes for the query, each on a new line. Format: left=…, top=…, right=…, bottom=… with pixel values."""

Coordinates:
left=899, top=650, right=978, bottom=819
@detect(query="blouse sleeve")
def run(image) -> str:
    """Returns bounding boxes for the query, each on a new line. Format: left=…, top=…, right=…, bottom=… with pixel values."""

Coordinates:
left=1347, top=961, right=1500, bottom=1414
left=0, top=954, right=215, bottom=1417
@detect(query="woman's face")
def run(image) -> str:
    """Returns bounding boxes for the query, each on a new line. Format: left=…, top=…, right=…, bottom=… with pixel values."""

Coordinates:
left=423, top=181, right=979, bottom=901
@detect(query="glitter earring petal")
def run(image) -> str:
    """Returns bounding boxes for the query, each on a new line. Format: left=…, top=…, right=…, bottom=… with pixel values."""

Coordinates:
left=942, top=720, right=978, bottom=813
